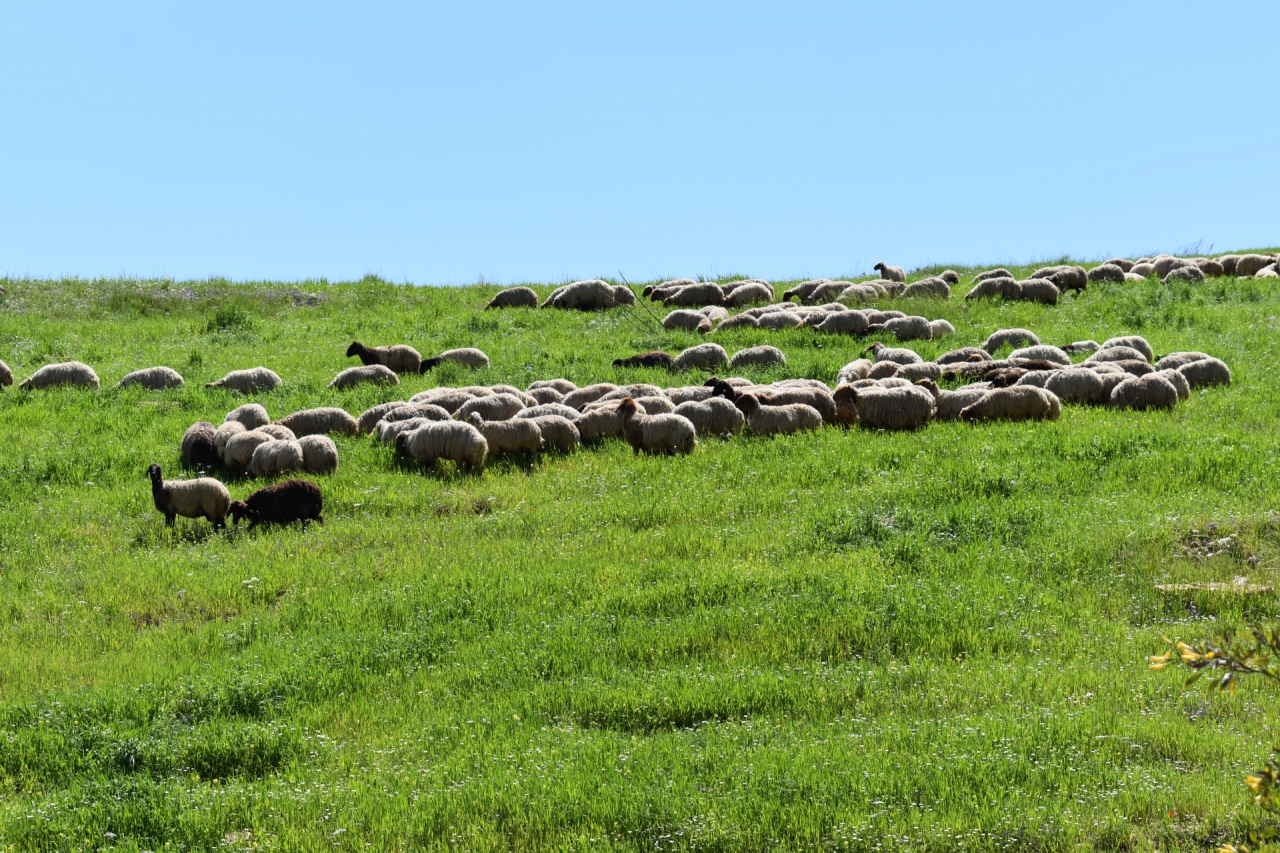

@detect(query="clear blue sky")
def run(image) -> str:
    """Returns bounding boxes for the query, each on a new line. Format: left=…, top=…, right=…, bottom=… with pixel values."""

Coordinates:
left=2, top=2, right=1276, bottom=284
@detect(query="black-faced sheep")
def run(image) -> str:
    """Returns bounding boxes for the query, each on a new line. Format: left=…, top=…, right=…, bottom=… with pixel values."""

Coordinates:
left=1109, top=374, right=1178, bottom=410
left=960, top=386, right=1061, bottom=423
left=181, top=421, right=219, bottom=467
left=396, top=421, right=488, bottom=473
left=356, top=401, right=408, bottom=436
left=671, top=397, right=745, bottom=437
left=277, top=407, right=359, bottom=437
left=835, top=384, right=935, bottom=431
left=1178, top=357, right=1232, bottom=388
left=0, top=359, right=10, bottom=389
left=19, top=361, right=100, bottom=391
left=148, top=463, right=230, bottom=530
left=116, top=366, right=184, bottom=390
left=229, top=479, right=324, bottom=528
left=485, top=286, right=539, bottom=310
left=732, top=392, right=823, bottom=436
left=528, top=415, right=581, bottom=453
left=662, top=310, right=713, bottom=333
left=613, top=351, right=677, bottom=370
left=204, top=367, right=281, bottom=393
left=983, top=328, right=1039, bottom=352
left=873, top=262, right=906, bottom=282
left=781, top=280, right=827, bottom=303
left=346, top=342, right=422, bottom=374
left=673, top=343, right=729, bottom=371
left=616, top=398, right=697, bottom=455
left=419, top=348, right=490, bottom=372
left=298, top=434, right=339, bottom=474
left=466, top=412, right=542, bottom=462
left=329, top=364, right=400, bottom=390
left=729, top=346, right=786, bottom=369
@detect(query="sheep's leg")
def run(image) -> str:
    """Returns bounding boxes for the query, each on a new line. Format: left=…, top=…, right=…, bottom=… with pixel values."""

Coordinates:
left=165, top=513, right=175, bottom=526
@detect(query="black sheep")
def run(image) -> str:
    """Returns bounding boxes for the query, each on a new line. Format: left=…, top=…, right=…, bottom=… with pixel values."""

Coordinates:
left=229, top=479, right=324, bottom=529
left=611, top=351, right=675, bottom=370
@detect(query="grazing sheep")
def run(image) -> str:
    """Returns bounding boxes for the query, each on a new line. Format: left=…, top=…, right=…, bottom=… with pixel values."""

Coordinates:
left=382, top=403, right=452, bottom=425
left=454, top=393, right=525, bottom=422
left=837, top=384, right=935, bottom=431
left=875, top=315, right=930, bottom=341
left=983, top=328, right=1039, bottom=352
left=214, top=421, right=246, bottom=458
left=246, top=439, right=305, bottom=479
left=837, top=283, right=881, bottom=303
left=329, top=364, right=399, bottom=390
left=1009, top=345, right=1071, bottom=365
left=713, top=313, right=761, bottom=332
left=258, top=424, right=297, bottom=441
left=902, top=277, right=951, bottom=299
left=1130, top=263, right=1156, bottom=278
left=1109, top=359, right=1156, bottom=377
left=613, top=351, right=677, bottom=370
left=1178, top=357, right=1232, bottom=388
left=965, top=277, right=1022, bottom=301
left=345, top=342, right=422, bottom=374
left=750, top=386, right=837, bottom=425
left=646, top=279, right=697, bottom=301
left=1157, top=368, right=1191, bottom=401
left=517, top=402, right=582, bottom=420
left=663, top=309, right=713, bottom=333
left=225, top=404, right=271, bottom=429
left=1018, top=279, right=1060, bottom=305
left=699, top=305, right=730, bottom=324
left=616, top=398, right=697, bottom=455
left=928, top=319, right=955, bottom=339
left=485, top=286, right=539, bottom=310
left=1087, top=264, right=1126, bottom=284
left=897, top=362, right=943, bottom=382
left=1101, top=336, right=1154, bottom=361
left=1195, top=258, right=1226, bottom=278
left=1110, top=373, right=1178, bottom=410
left=527, top=378, right=577, bottom=394
left=665, top=385, right=715, bottom=405
left=148, top=464, right=230, bottom=530
left=671, top=397, right=745, bottom=437
left=356, top=401, right=408, bottom=436
left=938, top=347, right=991, bottom=365
left=703, top=376, right=753, bottom=389
left=466, top=412, right=543, bottom=462
left=419, top=348, right=490, bottom=372
left=1165, top=265, right=1206, bottom=284
left=1104, top=258, right=1136, bottom=272
left=1063, top=340, right=1101, bottom=356
left=594, top=383, right=667, bottom=404
left=411, top=390, right=476, bottom=414
left=395, top=421, right=488, bottom=473
left=490, top=383, right=535, bottom=404
left=939, top=270, right=961, bottom=285
left=723, top=282, right=774, bottom=307
left=1235, top=254, right=1273, bottom=277
left=229, top=479, right=324, bottom=528
left=862, top=341, right=923, bottom=365
left=115, top=366, right=184, bottom=391
left=527, top=386, right=565, bottom=405
left=1087, top=346, right=1148, bottom=365
left=528, top=415, right=581, bottom=453
left=868, top=361, right=900, bottom=379
left=1031, top=266, right=1088, bottom=293
left=1151, top=256, right=1187, bottom=277
left=541, top=279, right=634, bottom=311
left=918, top=382, right=990, bottom=421
left=181, top=421, right=219, bottom=467
left=633, top=395, right=675, bottom=414
left=1154, top=351, right=1211, bottom=371
left=974, top=268, right=1013, bottom=283
left=802, top=281, right=852, bottom=306
left=297, top=434, right=339, bottom=474
left=729, top=345, right=786, bottom=368
left=674, top=343, right=729, bottom=371
left=563, top=383, right=620, bottom=411
left=1014, top=370, right=1054, bottom=388
left=223, top=431, right=274, bottom=469
left=733, top=392, right=823, bottom=436
left=836, top=358, right=874, bottom=384
left=376, top=417, right=435, bottom=446
left=19, top=361, right=100, bottom=391
left=781, top=280, right=828, bottom=303
left=756, top=311, right=804, bottom=330
left=873, top=262, right=906, bottom=282
left=961, top=386, right=1061, bottom=423
left=276, top=407, right=359, bottom=437
left=1043, top=368, right=1106, bottom=405
left=0, top=359, right=10, bottom=389
left=1216, top=255, right=1241, bottom=275
left=575, top=399, right=646, bottom=443
left=204, top=367, right=281, bottom=393
left=814, top=311, right=870, bottom=336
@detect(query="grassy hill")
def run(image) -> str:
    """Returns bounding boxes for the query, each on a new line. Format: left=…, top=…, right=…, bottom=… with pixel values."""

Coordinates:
left=1, top=262, right=1279, bottom=851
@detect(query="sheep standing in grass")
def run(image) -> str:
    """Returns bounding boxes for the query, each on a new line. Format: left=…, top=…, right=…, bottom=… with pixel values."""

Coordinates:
left=1009, top=345, right=1071, bottom=365
left=1157, top=369, right=1191, bottom=401
left=277, top=407, right=359, bottom=437
left=1043, top=368, right=1106, bottom=405
left=204, top=367, right=281, bottom=393
left=1109, top=374, right=1178, bottom=410
left=874, top=262, right=906, bottom=282
left=246, top=439, right=306, bottom=479
left=723, top=282, right=774, bottom=307
left=1235, top=255, right=1273, bottom=277
left=527, top=387, right=565, bottom=405
left=382, top=403, right=452, bottom=424
left=214, top=421, right=246, bottom=459
left=671, top=397, right=745, bottom=437
left=258, top=424, right=297, bottom=441
left=466, top=412, right=543, bottom=462
left=902, top=277, right=951, bottom=299
left=965, top=277, right=1022, bottom=301
left=396, top=421, right=488, bottom=473
left=862, top=341, right=923, bottom=365
left=528, top=378, right=577, bottom=394
left=181, top=422, right=219, bottom=467
left=517, top=402, right=581, bottom=420
left=223, top=431, right=274, bottom=469
left=616, top=398, right=697, bottom=455
left=19, top=361, right=100, bottom=391
left=1101, top=336, right=1154, bottom=361
left=116, top=366, right=184, bottom=390
left=983, top=328, right=1039, bottom=352
left=0, top=360, right=10, bottom=389
left=419, top=348, right=490, bottom=371
left=914, top=381, right=990, bottom=421
left=732, top=393, right=823, bottom=436
left=541, top=280, right=635, bottom=310
left=575, top=399, right=647, bottom=443
left=729, top=346, right=786, bottom=369
left=376, top=417, right=434, bottom=446
left=528, top=415, right=581, bottom=453
left=960, top=386, right=1061, bottom=423
left=663, top=283, right=725, bottom=308
left=1017, top=279, right=1060, bottom=305
left=356, top=401, right=408, bottom=435
left=346, top=342, right=422, bottom=374
left=148, top=463, right=230, bottom=530
left=835, top=384, right=935, bottom=430
left=298, top=434, right=339, bottom=474
left=485, top=286, right=539, bottom=310
left=563, top=383, right=620, bottom=410
left=665, top=385, right=715, bottom=405
left=225, top=404, right=271, bottom=429
left=673, top=343, right=729, bottom=371
left=329, top=364, right=400, bottom=389
left=662, top=310, right=713, bottom=333
left=1178, top=357, right=1232, bottom=388
left=454, top=393, right=525, bottom=422
left=1087, top=264, right=1126, bottom=284
left=230, top=479, right=324, bottom=528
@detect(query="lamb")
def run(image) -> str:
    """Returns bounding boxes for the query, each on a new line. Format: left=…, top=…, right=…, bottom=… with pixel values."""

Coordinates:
left=965, top=277, right=1022, bottom=301
left=223, top=431, right=275, bottom=469
left=1177, top=357, right=1232, bottom=388
left=259, top=424, right=297, bottom=441
left=148, top=464, right=231, bottom=530
left=616, top=398, right=697, bottom=455
left=345, top=342, right=422, bottom=374
left=214, top=421, right=246, bottom=458
left=0, top=359, right=10, bottom=389
left=983, top=328, right=1039, bottom=352
left=873, top=262, right=906, bottom=282
left=613, top=351, right=677, bottom=370
left=671, top=397, right=745, bottom=437
left=225, top=403, right=271, bottom=429
left=204, top=367, right=281, bottom=393
left=663, top=309, right=713, bottom=333
left=1017, top=279, right=1060, bottom=305
left=181, top=421, right=219, bottom=467
left=229, top=479, right=324, bottom=528
left=563, top=383, right=620, bottom=410
left=673, top=343, right=729, bottom=371
left=329, top=364, right=400, bottom=390
left=484, top=286, right=539, bottom=310
left=517, top=402, right=581, bottom=420
left=729, top=345, right=786, bottom=368
left=665, top=385, right=715, bottom=405
left=1257, top=266, right=1279, bottom=279
left=19, top=361, right=100, bottom=391
left=419, top=348, right=490, bottom=371
left=723, top=282, right=774, bottom=307
left=246, top=439, right=306, bottom=479
left=115, top=366, right=184, bottom=391
left=395, top=421, right=488, bottom=473
left=960, top=386, right=1061, bottom=423
left=527, top=378, right=577, bottom=394
left=1009, top=345, right=1071, bottom=365
left=835, top=359, right=874, bottom=384
left=541, top=279, right=635, bottom=310
left=1087, top=264, right=1126, bottom=284
left=527, top=415, right=580, bottom=453
left=1109, top=373, right=1178, bottom=410
left=901, top=277, right=951, bottom=299
left=466, top=412, right=543, bottom=462
left=733, top=392, right=823, bottom=436
left=356, top=401, right=408, bottom=435
left=929, top=319, right=955, bottom=340
left=454, top=393, right=525, bottom=422
left=937, top=347, right=991, bottom=365
left=1101, top=336, right=1153, bottom=361
left=1153, top=351, right=1211, bottom=371
left=836, top=384, right=935, bottom=431
left=277, top=407, right=359, bottom=437
left=862, top=341, right=923, bottom=365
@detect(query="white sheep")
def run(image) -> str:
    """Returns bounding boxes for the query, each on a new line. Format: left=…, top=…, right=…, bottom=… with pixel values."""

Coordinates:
left=0, top=359, right=11, bottom=389
left=662, top=283, right=725, bottom=308
left=225, top=404, right=271, bottom=429
left=148, top=464, right=230, bottom=530
left=1101, top=336, right=1154, bottom=361
left=19, top=361, right=100, bottom=391
left=1109, top=374, right=1178, bottom=410
left=928, top=319, right=955, bottom=339
left=974, top=268, right=1013, bottom=282
left=713, top=313, right=761, bottom=332
left=733, top=392, right=823, bottom=436
left=983, top=329, right=1039, bottom=352
left=562, top=383, right=620, bottom=410
left=925, top=384, right=990, bottom=421
left=277, top=407, right=359, bottom=437
left=356, top=401, right=408, bottom=436
left=869, top=361, right=901, bottom=379
left=960, top=386, right=1061, bottom=422
left=409, top=390, right=475, bottom=413
left=1087, top=264, right=1126, bottom=284
left=259, top=424, right=297, bottom=441
left=729, top=346, right=786, bottom=369
left=596, top=384, right=668, bottom=404
left=937, top=347, right=990, bottom=365
left=700, top=305, right=730, bottom=323
left=527, top=378, right=577, bottom=394
left=617, top=398, right=697, bottom=455
left=204, top=367, right=281, bottom=393
left=223, top=430, right=274, bottom=469
left=965, top=277, right=1022, bottom=301
left=664, top=385, right=715, bottom=405
left=1235, top=255, right=1273, bottom=277
left=376, top=417, right=434, bottom=446
left=517, top=402, right=581, bottom=420
left=466, top=412, right=543, bottom=462
left=757, top=311, right=804, bottom=330
left=420, top=348, right=491, bottom=371
left=329, top=364, right=400, bottom=390
left=1177, top=357, right=1232, bottom=388
left=345, top=342, right=422, bottom=373
left=575, top=400, right=644, bottom=443
left=1156, top=368, right=1191, bottom=401
left=663, top=309, right=713, bottom=333
left=862, top=341, right=923, bottom=365
left=879, top=315, right=932, bottom=341
left=1017, top=279, right=1060, bottom=305
left=246, top=439, right=305, bottom=479
left=723, top=282, right=774, bottom=307
left=396, top=421, right=488, bottom=472
left=527, top=386, right=565, bottom=405
left=674, top=343, right=729, bottom=372
left=298, top=434, right=339, bottom=474
left=1087, top=346, right=1149, bottom=365
left=836, top=359, right=874, bottom=384
left=115, top=366, right=184, bottom=391
left=541, top=279, right=635, bottom=311
left=901, top=277, right=951, bottom=299
left=1063, top=341, right=1101, bottom=356
left=815, top=311, right=871, bottom=336
left=835, top=384, right=935, bottom=430
left=897, top=362, right=942, bottom=382
left=528, top=415, right=581, bottom=453
left=1009, top=345, right=1071, bottom=365
left=484, top=286, right=539, bottom=310
left=214, top=420, right=247, bottom=458
left=873, top=262, right=906, bottom=282
left=454, top=393, right=525, bottom=422
left=1153, top=351, right=1209, bottom=371
left=382, top=403, right=452, bottom=425
left=1043, top=368, right=1106, bottom=405
left=671, top=397, right=745, bottom=437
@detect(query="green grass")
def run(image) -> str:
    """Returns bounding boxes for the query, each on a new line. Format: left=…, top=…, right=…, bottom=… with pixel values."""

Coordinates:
left=1, top=260, right=1280, bottom=851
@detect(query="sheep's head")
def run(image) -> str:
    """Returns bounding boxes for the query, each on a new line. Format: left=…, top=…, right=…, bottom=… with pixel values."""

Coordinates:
left=418, top=357, right=444, bottom=374
left=467, top=412, right=484, bottom=426
left=147, top=463, right=162, bottom=484
left=616, top=397, right=639, bottom=420
left=702, top=376, right=722, bottom=388
left=873, top=263, right=885, bottom=272
left=940, top=270, right=960, bottom=284
left=394, top=432, right=410, bottom=455
left=914, top=379, right=940, bottom=398
left=709, top=380, right=737, bottom=401
left=733, top=392, right=759, bottom=415
left=860, top=341, right=885, bottom=359
left=345, top=341, right=363, bottom=358
left=228, top=500, right=249, bottom=525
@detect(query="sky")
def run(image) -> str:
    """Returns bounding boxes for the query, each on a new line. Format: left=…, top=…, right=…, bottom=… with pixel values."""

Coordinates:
left=1, top=1, right=1277, bottom=285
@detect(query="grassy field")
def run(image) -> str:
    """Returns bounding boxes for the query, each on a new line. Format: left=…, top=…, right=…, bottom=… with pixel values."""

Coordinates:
left=1, top=261, right=1279, bottom=852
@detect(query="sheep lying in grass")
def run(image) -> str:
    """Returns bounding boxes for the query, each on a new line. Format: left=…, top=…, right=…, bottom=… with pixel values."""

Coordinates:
left=356, top=401, right=408, bottom=435
left=225, top=403, right=271, bottom=429
left=148, top=463, right=230, bottom=530
left=729, top=346, right=786, bottom=368
left=1178, top=357, right=1232, bottom=388
left=247, top=439, right=305, bottom=479
left=616, top=398, right=697, bottom=455
left=835, top=383, right=935, bottom=430
left=329, top=364, right=400, bottom=389
left=19, top=361, right=100, bottom=391
left=1109, top=373, right=1178, bottom=410
left=984, top=328, right=1039, bottom=352
left=671, top=397, right=745, bottom=437
left=674, top=343, right=729, bottom=371
left=419, top=348, right=490, bottom=372
left=223, top=431, right=274, bottom=469
left=204, top=367, right=281, bottom=393
left=277, top=407, right=359, bottom=437
left=346, top=342, right=422, bottom=374
left=960, top=386, right=1061, bottom=423
left=485, top=286, right=539, bottom=310
left=467, top=412, right=543, bottom=462
left=613, top=351, right=677, bottom=370
left=731, top=392, right=822, bottom=436
left=874, top=262, right=906, bottom=282
left=396, top=421, right=488, bottom=473
left=662, top=310, right=713, bottom=333
left=298, top=434, right=339, bottom=474
left=116, top=366, right=184, bottom=390
left=181, top=422, right=219, bottom=467
left=230, top=479, right=324, bottom=528
left=528, top=415, right=580, bottom=453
